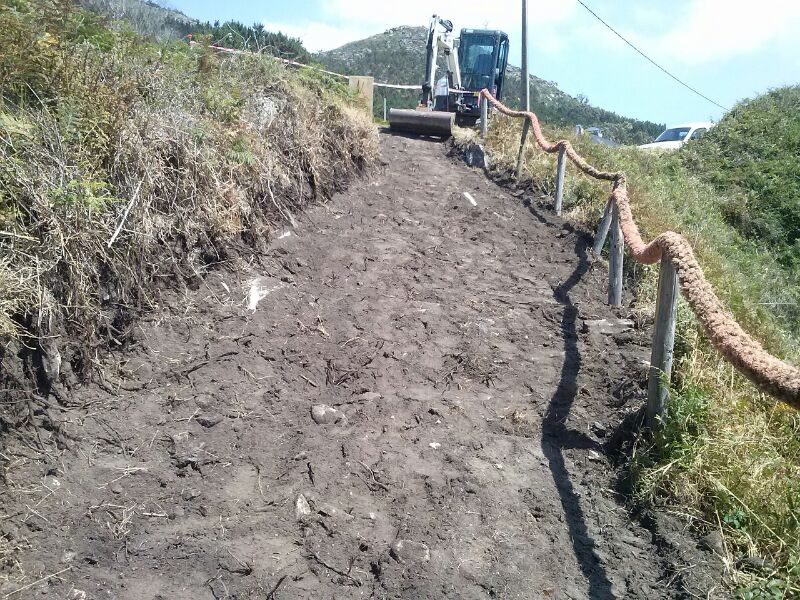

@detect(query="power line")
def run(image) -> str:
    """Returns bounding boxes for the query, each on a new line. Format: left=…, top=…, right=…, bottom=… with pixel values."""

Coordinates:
left=574, top=0, right=729, bottom=111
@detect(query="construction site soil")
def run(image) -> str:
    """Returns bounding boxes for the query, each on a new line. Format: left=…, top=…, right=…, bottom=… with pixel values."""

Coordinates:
left=0, top=132, right=723, bottom=599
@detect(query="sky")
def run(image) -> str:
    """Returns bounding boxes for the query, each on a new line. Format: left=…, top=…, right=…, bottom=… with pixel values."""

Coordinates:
left=168, top=0, right=800, bottom=126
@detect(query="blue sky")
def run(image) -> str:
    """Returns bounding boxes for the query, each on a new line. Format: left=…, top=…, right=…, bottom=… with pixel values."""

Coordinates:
left=169, top=0, right=800, bottom=127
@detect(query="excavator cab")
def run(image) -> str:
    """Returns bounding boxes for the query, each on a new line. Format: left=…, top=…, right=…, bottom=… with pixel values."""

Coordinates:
left=453, top=29, right=509, bottom=122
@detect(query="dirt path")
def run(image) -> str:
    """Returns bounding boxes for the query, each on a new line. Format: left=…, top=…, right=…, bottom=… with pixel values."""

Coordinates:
left=0, top=133, right=720, bottom=599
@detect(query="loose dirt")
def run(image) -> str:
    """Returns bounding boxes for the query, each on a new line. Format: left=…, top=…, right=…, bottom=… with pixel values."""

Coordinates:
left=0, top=132, right=722, bottom=599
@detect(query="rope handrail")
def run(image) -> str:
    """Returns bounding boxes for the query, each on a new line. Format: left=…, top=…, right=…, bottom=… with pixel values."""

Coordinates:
left=478, top=89, right=800, bottom=409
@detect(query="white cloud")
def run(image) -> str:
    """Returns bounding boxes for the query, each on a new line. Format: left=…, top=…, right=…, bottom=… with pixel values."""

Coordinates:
left=636, top=0, right=800, bottom=64
left=264, top=21, right=369, bottom=53
left=267, top=0, right=578, bottom=59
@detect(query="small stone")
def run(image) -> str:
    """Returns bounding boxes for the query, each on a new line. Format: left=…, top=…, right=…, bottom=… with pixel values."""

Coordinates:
left=194, top=395, right=214, bottom=410
left=582, top=318, right=634, bottom=336
left=737, top=556, right=773, bottom=573
left=389, top=540, right=430, bottom=564
left=588, top=450, right=603, bottom=462
left=169, top=506, right=185, bottom=520
left=359, top=392, right=382, bottom=402
left=109, top=482, right=123, bottom=495
left=293, top=451, right=308, bottom=461
left=198, top=505, right=209, bottom=517
left=699, top=531, right=724, bottom=555
left=196, top=413, right=223, bottom=428
left=311, top=404, right=345, bottom=425
left=428, top=442, right=441, bottom=449
left=318, top=503, right=354, bottom=521
left=60, top=550, right=77, bottom=564
left=182, top=488, right=201, bottom=501
left=591, top=421, right=609, bottom=437
left=295, top=494, right=312, bottom=520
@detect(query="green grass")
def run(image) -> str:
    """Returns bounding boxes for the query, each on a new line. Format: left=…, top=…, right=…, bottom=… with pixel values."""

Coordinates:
left=473, top=94, right=800, bottom=595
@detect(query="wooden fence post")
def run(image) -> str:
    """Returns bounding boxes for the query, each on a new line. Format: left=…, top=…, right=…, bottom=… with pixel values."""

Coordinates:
left=608, top=201, right=623, bottom=306
left=592, top=201, right=613, bottom=255
left=348, top=76, right=374, bottom=117
left=647, top=253, right=679, bottom=427
left=515, top=118, right=531, bottom=180
left=480, top=96, right=488, bottom=139
left=554, top=146, right=567, bottom=216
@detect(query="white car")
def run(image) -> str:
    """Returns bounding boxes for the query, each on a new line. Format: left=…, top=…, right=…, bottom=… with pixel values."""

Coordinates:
left=638, top=122, right=714, bottom=151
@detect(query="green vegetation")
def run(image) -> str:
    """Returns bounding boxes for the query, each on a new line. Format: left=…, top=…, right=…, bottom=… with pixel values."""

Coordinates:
left=0, top=0, right=375, bottom=378
left=469, top=86, right=800, bottom=596
left=684, top=87, right=800, bottom=272
left=315, top=25, right=663, bottom=144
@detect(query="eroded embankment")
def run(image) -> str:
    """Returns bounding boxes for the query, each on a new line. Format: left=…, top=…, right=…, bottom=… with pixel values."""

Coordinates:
left=0, top=25, right=378, bottom=439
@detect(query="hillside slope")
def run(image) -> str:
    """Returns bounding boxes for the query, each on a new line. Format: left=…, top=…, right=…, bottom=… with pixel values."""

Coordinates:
left=316, top=26, right=663, bottom=144
left=684, top=86, right=800, bottom=271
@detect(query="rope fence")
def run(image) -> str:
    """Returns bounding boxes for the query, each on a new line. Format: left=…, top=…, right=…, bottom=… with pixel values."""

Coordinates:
left=478, top=89, right=800, bottom=419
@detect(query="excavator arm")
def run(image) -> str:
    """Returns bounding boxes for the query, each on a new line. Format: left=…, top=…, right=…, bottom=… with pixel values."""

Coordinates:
left=421, top=15, right=462, bottom=108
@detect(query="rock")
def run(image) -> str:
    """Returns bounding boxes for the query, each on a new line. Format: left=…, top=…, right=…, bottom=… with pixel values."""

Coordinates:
left=169, top=506, right=185, bottom=520
left=317, top=503, right=354, bottom=521
left=358, top=392, right=382, bottom=402
left=194, top=395, right=214, bottom=410
left=109, top=482, right=123, bottom=495
left=389, top=540, right=430, bottom=564
left=698, top=531, right=724, bottom=555
left=737, top=556, right=773, bottom=573
left=428, top=442, right=441, bottom=449
left=591, top=421, right=608, bottom=438
left=582, top=318, right=634, bottom=336
left=295, top=494, right=312, bottom=520
left=196, top=413, right=223, bottom=428
left=60, top=550, right=77, bottom=564
left=311, top=404, right=346, bottom=425
left=181, top=488, right=200, bottom=501
left=468, top=145, right=490, bottom=170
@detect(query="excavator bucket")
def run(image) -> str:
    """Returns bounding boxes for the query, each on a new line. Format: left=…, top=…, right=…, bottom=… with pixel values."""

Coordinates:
left=388, top=108, right=455, bottom=137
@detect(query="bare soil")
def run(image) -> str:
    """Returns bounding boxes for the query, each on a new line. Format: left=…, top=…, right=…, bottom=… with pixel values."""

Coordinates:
left=0, top=132, right=723, bottom=599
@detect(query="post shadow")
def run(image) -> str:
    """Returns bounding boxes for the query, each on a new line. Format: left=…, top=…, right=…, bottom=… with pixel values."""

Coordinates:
left=526, top=200, right=614, bottom=598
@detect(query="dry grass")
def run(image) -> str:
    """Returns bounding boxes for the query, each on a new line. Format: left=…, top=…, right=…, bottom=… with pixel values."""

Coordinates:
left=0, top=7, right=378, bottom=394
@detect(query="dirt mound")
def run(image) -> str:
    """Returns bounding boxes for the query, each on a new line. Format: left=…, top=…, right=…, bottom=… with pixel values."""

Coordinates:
left=0, top=133, right=724, bottom=598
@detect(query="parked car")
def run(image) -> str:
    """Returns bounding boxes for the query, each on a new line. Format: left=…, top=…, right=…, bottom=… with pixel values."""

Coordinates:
left=638, top=122, right=714, bottom=151
left=575, top=125, right=619, bottom=147
left=585, top=126, right=618, bottom=147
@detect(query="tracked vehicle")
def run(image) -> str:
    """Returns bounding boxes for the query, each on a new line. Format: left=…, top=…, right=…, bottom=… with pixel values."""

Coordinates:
left=388, top=15, right=509, bottom=137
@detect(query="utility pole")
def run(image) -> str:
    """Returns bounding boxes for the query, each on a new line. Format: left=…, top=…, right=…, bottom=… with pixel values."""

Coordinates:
left=516, top=0, right=531, bottom=180
left=521, top=0, right=530, bottom=111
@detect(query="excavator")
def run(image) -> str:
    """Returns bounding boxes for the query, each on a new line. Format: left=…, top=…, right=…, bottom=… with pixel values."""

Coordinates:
left=388, top=15, right=510, bottom=137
